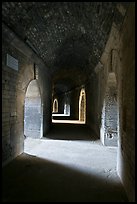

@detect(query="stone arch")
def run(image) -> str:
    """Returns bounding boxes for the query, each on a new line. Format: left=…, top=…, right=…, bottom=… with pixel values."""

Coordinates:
left=64, top=103, right=70, bottom=116
left=53, top=98, right=58, bottom=113
left=24, top=79, right=43, bottom=139
left=64, top=94, right=70, bottom=116
left=100, top=72, right=118, bottom=146
left=79, top=88, right=86, bottom=122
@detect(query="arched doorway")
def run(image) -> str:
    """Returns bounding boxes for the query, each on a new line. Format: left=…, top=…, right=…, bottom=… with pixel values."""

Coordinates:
left=53, top=98, right=58, bottom=113
left=100, top=72, right=118, bottom=146
left=64, top=103, right=70, bottom=116
left=79, top=88, right=86, bottom=123
left=24, top=80, right=43, bottom=139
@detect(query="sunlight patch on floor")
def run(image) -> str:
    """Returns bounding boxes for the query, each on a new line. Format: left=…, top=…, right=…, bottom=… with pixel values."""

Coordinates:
left=52, top=119, right=85, bottom=124
left=24, top=137, right=117, bottom=182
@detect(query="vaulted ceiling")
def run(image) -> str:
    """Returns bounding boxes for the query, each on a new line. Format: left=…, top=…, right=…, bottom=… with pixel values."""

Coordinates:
left=2, top=2, right=129, bottom=95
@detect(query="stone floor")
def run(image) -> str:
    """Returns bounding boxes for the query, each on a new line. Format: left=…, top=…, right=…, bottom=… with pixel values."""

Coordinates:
left=52, top=119, right=85, bottom=124
left=2, top=123, right=128, bottom=202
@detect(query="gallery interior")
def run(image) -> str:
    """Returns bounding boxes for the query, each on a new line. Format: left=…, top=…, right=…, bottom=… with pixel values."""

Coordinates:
left=2, top=2, right=135, bottom=202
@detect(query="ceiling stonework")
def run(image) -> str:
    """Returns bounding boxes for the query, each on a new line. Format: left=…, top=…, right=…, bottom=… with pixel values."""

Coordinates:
left=2, top=2, right=129, bottom=94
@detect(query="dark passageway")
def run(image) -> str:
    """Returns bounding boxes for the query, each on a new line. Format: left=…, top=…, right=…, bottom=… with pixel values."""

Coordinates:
left=46, top=123, right=96, bottom=140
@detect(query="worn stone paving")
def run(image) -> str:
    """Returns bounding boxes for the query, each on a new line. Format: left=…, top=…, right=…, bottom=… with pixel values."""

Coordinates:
left=2, top=124, right=128, bottom=202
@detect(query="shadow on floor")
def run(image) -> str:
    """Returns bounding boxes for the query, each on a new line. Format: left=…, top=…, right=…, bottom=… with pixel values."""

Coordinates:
left=2, top=153, right=128, bottom=202
left=46, top=123, right=98, bottom=141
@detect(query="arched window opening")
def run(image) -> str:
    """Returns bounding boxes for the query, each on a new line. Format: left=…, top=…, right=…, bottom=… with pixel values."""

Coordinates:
left=24, top=80, right=43, bottom=139
left=100, top=73, right=118, bottom=146
left=53, top=98, right=58, bottom=113
left=79, top=88, right=86, bottom=123
left=64, top=103, right=70, bottom=116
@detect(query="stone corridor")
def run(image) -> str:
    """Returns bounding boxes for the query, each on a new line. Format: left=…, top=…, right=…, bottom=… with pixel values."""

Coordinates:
left=2, top=2, right=135, bottom=202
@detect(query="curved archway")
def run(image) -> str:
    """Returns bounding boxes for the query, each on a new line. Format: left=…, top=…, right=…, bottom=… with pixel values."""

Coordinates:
left=64, top=103, right=70, bottom=116
left=100, top=72, right=118, bottom=146
left=53, top=98, right=58, bottom=113
left=24, top=80, right=43, bottom=139
left=79, top=88, right=86, bottom=123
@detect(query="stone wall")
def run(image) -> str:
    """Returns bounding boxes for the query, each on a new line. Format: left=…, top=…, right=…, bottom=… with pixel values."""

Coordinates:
left=117, top=4, right=135, bottom=202
left=86, top=74, right=100, bottom=137
left=2, top=24, right=52, bottom=166
left=95, top=3, right=135, bottom=201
